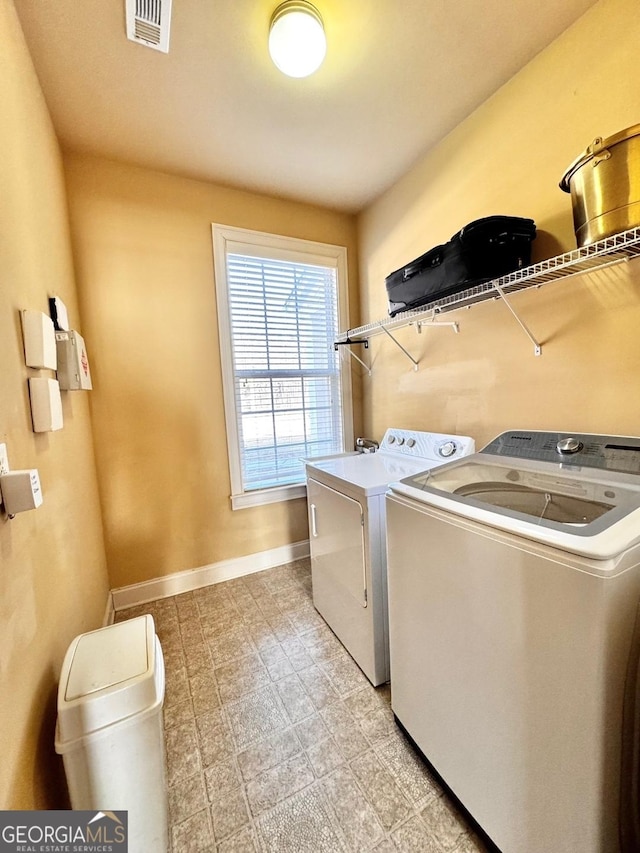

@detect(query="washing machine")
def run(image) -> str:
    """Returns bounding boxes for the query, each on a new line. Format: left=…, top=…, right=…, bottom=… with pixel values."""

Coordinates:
left=386, top=430, right=640, bottom=853
left=304, top=428, right=475, bottom=686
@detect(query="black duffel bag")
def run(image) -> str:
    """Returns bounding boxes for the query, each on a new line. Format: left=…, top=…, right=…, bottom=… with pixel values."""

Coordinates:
left=386, top=215, right=536, bottom=317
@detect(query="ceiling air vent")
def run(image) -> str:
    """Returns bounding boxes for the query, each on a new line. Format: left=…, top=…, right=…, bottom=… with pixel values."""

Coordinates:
left=125, top=0, right=172, bottom=53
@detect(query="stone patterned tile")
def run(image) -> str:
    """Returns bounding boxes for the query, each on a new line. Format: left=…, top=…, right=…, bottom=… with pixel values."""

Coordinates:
left=245, top=619, right=280, bottom=650
left=298, top=623, right=334, bottom=644
left=215, top=654, right=270, bottom=703
left=180, top=618, right=206, bottom=643
left=297, top=664, right=340, bottom=710
left=320, top=652, right=369, bottom=695
left=258, top=643, right=287, bottom=668
left=165, top=666, right=190, bottom=709
left=183, top=640, right=214, bottom=678
left=216, top=826, right=260, bottom=853
left=164, top=696, right=195, bottom=731
left=375, top=732, right=441, bottom=808
left=165, top=719, right=202, bottom=784
left=420, top=794, right=469, bottom=851
left=286, top=649, right=316, bottom=672
left=276, top=588, right=310, bottom=612
left=321, top=765, right=385, bottom=851
left=168, top=771, right=209, bottom=826
left=288, top=606, right=328, bottom=634
left=265, top=614, right=297, bottom=642
left=201, top=609, right=242, bottom=639
left=190, top=669, right=221, bottom=714
left=171, top=808, right=214, bottom=853
left=209, top=626, right=256, bottom=667
left=359, top=706, right=398, bottom=744
left=280, top=637, right=307, bottom=657
left=226, top=686, right=289, bottom=749
left=196, top=708, right=235, bottom=767
left=350, top=749, right=412, bottom=831
left=204, top=756, right=242, bottom=801
left=371, top=840, right=398, bottom=853
left=175, top=593, right=198, bottom=622
left=320, top=702, right=369, bottom=760
left=237, top=729, right=302, bottom=782
left=274, top=673, right=316, bottom=723
left=163, top=643, right=186, bottom=673
left=306, top=736, right=345, bottom=777
left=210, top=785, right=251, bottom=842
left=265, top=656, right=295, bottom=681
left=391, top=814, right=442, bottom=853
left=344, top=686, right=386, bottom=720
left=245, top=753, right=315, bottom=814
left=256, top=786, right=346, bottom=853
left=294, top=713, right=332, bottom=750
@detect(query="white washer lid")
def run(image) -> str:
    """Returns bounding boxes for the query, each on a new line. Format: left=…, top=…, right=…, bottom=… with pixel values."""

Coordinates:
left=56, top=615, right=162, bottom=748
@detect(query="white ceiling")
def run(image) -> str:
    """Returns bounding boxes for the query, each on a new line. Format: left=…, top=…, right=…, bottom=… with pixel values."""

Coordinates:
left=14, top=0, right=598, bottom=213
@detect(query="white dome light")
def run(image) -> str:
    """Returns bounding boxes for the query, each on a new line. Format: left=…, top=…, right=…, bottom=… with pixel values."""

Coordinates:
left=269, top=2, right=327, bottom=79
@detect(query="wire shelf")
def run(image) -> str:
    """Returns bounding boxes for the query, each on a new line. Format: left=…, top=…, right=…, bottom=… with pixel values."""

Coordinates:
left=338, top=226, right=640, bottom=343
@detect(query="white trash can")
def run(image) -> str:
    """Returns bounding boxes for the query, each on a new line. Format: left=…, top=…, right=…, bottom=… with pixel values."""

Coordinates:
left=55, top=614, right=168, bottom=853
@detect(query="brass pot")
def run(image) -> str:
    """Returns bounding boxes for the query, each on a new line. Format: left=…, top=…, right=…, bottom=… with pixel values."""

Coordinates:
left=560, top=123, right=640, bottom=246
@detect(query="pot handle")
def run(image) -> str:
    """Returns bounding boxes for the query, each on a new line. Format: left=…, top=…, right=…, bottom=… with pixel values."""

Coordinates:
left=587, top=137, right=611, bottom=168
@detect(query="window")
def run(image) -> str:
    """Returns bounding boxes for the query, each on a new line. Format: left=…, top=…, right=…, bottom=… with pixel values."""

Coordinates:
left=213, top=225, right=353, bottom=509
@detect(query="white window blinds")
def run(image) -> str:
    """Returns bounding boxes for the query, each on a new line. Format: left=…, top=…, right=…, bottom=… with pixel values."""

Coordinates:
left=226, top=252, right=344, bottom=492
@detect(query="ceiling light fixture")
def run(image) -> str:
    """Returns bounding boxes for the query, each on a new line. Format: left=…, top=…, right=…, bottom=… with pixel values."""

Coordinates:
left=268, top=1, right=327, bottom=78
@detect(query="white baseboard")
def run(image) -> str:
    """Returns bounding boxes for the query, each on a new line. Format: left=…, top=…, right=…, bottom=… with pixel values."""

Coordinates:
left=103, top=590, right=115, bottom=626
left=111, top=539, right=310, bottom=611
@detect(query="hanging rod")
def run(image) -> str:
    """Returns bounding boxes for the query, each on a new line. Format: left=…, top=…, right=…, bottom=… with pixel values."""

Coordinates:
left=334, top=337, right=371, bottom=375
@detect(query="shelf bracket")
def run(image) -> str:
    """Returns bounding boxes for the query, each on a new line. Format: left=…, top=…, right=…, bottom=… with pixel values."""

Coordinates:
left=334, top=338, right=371, bottom=375
left=415, top=315, right=460, bottom=335
left=381, top=325, right=419, bottom=370
left=493, top=282, right=541, bottom=356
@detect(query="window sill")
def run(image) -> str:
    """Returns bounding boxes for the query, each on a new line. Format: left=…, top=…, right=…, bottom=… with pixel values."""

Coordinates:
left=230, top=483, right=307, bottom=510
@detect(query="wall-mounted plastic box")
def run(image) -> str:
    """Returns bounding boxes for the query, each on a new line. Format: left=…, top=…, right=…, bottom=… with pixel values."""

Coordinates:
left=0, top=469, right=43, bottom=514
left=48, top=296, right=70, bottom=331
left=28, top=377, right=63, bottom=432
left=55, top=331, right=92, bottom=390
left=21, top=310, right=57, bottom=369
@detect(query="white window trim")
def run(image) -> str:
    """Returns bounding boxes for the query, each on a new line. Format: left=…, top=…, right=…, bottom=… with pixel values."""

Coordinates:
left=212, top=224, right=353, bottom=510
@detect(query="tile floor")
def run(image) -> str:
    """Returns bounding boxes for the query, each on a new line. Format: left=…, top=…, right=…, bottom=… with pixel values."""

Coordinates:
left=116, top=558, right=492, bottom=853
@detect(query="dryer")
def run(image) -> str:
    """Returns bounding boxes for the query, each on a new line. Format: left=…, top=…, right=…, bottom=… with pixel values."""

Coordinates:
left=386, top=430, right=640, bottom=853
left=305, top=428, right=474, bottom=686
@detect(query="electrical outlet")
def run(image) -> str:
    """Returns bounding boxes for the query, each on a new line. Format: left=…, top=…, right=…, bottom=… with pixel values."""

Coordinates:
left=0, top=443, right=8, bottom=475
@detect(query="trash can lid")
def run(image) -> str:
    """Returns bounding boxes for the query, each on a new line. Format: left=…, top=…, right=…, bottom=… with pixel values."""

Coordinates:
left=56, top=614, right=164, bottom=748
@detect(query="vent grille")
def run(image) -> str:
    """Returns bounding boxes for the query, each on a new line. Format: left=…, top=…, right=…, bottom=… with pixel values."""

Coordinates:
left=136, top=0, right=162, bottom=26
left=126, top=0, right=171, bottom=53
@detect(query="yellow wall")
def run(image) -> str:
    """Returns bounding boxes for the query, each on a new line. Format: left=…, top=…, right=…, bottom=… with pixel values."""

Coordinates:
left=358, top=0, right=640, bottom=447
left=0, top=0, right=109, bottom=809
left=63, top=155, right=360, bottom=589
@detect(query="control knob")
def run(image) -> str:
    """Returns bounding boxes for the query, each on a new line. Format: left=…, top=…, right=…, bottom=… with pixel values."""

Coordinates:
left=387, top=435, right=396, bottom=444
left=406, top=438, right=416, bottom=448
left=439, top=441, right=457, bottom=458
left=397, top=437, right=405, bottom=445
left=557, top=437, right=583, bottom=455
